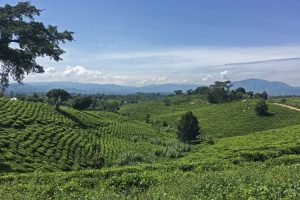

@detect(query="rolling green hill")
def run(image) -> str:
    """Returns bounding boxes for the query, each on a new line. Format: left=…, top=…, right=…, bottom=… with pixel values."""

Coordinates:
left=1, top=97, right=300, bottom=199
left=0, top=98, right=178, bottom=172
left=120, top=99, right=300, bottom=138
left=1, top=124, right=300, bottom=199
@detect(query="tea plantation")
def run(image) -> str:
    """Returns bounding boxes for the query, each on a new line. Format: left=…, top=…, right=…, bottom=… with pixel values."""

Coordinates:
left=0, top=124, right=300, bottom=199
left=0, top=98, right=178, bottom=172
left=1, top=97, right=300, bottom=199
left=120, top=99, right=300, bottom=137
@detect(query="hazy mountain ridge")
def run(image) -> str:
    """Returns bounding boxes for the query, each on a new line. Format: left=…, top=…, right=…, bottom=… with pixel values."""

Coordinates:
left=232, top=78, right=300, bottom=96
left=7, top=79, right=300, bottom=96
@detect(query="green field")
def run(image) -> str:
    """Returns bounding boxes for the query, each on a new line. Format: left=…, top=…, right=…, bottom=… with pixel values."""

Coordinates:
left=1, top=97, right=300, bottom=199
left=120, top=99, right=300, bottom=138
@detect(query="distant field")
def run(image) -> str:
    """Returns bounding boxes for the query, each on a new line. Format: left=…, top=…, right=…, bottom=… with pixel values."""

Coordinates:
left=120, top=99, right=300, bottom=138
left=1, top=124, right=300, bottom=199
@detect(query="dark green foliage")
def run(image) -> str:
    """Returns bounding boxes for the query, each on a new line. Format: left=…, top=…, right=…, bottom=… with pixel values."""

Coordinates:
left=174, top=90, right=183, bottom=95
left=0, top=2, right=73, bottom=91
left=235, top=87, right=246, bottom=94
left=164, top=98, right=171, bottom=106
left=177, top=111, right=200, bottom=142
left=144, top=114, right=151, bottom=124
left=206, top=136, right=215, bottom=145
left=72, top=96, right=93, bottom=110
left=208, top=81, right=232, bottom=103
left=255, top=100, right=269, bottom=116
left=46, top=89, right=71, bottom=109
left=262, top=91, right=269, bottom=100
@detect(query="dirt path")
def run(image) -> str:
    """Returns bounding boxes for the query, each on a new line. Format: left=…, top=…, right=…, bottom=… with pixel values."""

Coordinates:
left=272, top=103, right=300, bottom=112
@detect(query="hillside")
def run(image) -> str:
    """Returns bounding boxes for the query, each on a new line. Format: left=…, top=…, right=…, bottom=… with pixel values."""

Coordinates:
left=1, top=124, right=300, bottom=199
left=120, top=99, right=300, bottom=138
left=0, top=98, right=178, bottom=172
left=1, top=97, right=300, bottom=199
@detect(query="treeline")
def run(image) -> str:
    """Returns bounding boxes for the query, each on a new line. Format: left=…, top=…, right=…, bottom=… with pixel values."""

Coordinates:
left=174, top=81, right=268, bottom=103
left=6, top=91, right=163, bottom=112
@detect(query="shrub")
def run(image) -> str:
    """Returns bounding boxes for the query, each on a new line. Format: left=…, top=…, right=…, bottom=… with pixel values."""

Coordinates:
left=131, top=136, right=139, bottom=143
left=255, top=100, right=269, bottom=116
left=117, top=151, right=145, bottom=166
left=166, top=149, right=181, bottom=158
left=153, top=149, right=164, bottom=157
left=207, top=136, right=215, bottom=145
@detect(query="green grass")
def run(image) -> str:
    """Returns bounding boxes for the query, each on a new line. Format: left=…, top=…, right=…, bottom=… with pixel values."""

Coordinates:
left=1, top=124, right=300, bottom=199
left=120, top=99, right=300, bottom=138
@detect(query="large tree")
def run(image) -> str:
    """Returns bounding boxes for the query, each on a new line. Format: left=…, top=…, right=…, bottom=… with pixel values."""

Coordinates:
left=46, top=89, right=71, bottom=110
left=0, top=2, right=73, bottom=92
left=208, top=81, right=232, bottom=103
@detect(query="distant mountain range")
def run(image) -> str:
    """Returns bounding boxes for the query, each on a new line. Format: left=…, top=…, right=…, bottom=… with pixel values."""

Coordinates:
left=232, top=78, right=300, bottom=96
left=7, top=78, right=300, bottom=96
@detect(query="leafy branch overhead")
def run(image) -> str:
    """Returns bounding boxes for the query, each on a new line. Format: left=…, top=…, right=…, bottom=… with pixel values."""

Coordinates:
left=0, top=1, right=74, bottom=91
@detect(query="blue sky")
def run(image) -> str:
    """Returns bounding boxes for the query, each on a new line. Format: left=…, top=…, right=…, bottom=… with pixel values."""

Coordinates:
left=2, top=0, right=300, bottom=86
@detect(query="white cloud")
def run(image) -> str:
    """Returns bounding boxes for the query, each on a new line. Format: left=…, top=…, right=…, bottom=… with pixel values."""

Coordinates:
left=202, top=74, right=213, bottom=82
left=27, top=46, right=300, bottom=86
left=220, top=70, right=229, bottom=81
left=44, top=67, right=56, bottom=73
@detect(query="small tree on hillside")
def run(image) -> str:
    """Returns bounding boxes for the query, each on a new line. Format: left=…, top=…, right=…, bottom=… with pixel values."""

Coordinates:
left=177, top=111, right=200, bottom=142
left=255, top=100, right=269, bottom=116
left=46, top=89, right=71, bottom=110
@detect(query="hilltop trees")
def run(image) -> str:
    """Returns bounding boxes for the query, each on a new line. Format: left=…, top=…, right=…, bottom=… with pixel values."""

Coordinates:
left=46, top=89, right=71, bottom=110
left=208, top=81, right=233, bottom=103
left=177, top=111, right=200, bottom=142
left=0, top=2, right=73, bottom=92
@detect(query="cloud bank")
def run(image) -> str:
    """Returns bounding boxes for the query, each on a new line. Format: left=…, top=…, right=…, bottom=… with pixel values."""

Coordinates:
left=27, top=46, right=300, bottom=86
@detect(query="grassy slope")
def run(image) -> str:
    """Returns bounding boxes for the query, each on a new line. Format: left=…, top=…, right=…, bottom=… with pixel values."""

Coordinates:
left=0, top=98, right=175, bottom=172
left=1, top=124, right=300, bottom=199
left=120, top=99, right=300, bottom=138
left=271, top=96, right=300, bottom=109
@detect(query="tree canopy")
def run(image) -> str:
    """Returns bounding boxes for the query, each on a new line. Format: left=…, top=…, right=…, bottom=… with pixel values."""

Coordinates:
left=177, top=111, right=200, bottom=142
left=46, top=89, right=71, bottom=109
left=72, top=96, right=93, bottom=110
left=0, top=2, right=73, bottom=92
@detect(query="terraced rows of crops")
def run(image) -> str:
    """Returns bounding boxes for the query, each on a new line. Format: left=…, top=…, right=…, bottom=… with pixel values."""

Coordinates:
left=0, top=98, right=76, bottom=128
left=1, top=124, right=300, bottom=199
left=0, top=98, right=174, bottom=172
